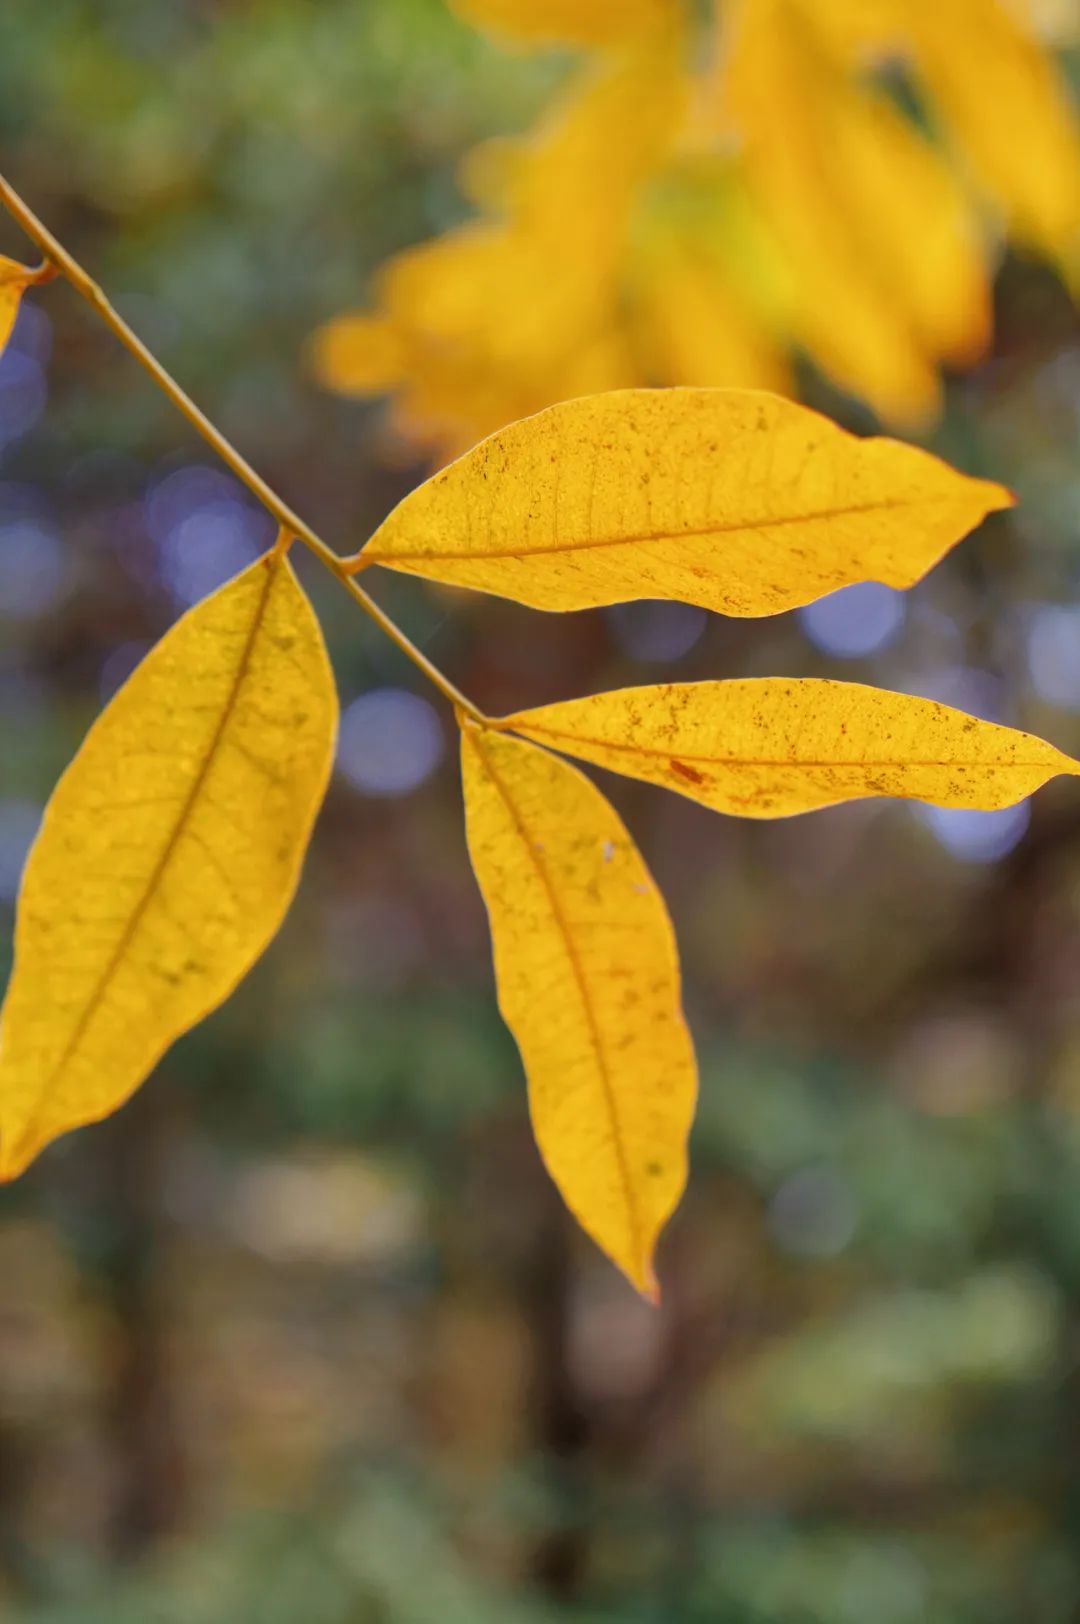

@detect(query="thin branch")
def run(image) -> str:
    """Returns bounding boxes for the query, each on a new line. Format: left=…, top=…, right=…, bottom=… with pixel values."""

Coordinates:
left=0, top=173, right=486, bottom=724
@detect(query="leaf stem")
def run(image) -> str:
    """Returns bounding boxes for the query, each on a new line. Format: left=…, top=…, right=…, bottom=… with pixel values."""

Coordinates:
left=0, top=173, right=487, bottom=725
left=337, top=571, right=482, bottom=718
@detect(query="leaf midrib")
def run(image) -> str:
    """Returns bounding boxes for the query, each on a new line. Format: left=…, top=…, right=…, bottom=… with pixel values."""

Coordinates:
left=6, top=556, right=279, bottom=1173
left=467, top=728, right=645, bottom=1283
left=507, top=719, right=1065, bottom=775
left=367, top=493, right=971, bottom=566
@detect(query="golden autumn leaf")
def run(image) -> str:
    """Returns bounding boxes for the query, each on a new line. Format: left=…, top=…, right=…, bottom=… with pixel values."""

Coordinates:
left=501, top=44, right=684, bottom=306
left=807, top=0, right=1080, bottom=257
left=503, top=679, right=1080, bottom=818
left=790, top=0, right=903, bottom=55
left=310, top=42, right=682, bottom=459
left=628, top=216, right=793, bottom=396
left=721, top=0, right=933, bottom=422
left=313, top=0, right=1080, bottom=448
left=450, top=0, right=677, bottom=48
left=804, top=39, right=990, bottom=370
left=793, top=0, right=1078, bottom=68
left=721, top=0, right=989, bottom=420
left=0, top=549, right=337, bottom=1181
left=308, top=312, right=406, bottom=396
left=905, top=0, right=1080, bottom=257
left=460, top=724, right=697, bottom=1298
left=359, top=389, right=1013, bottom=615
left=0, top=255, right=35, bottom=356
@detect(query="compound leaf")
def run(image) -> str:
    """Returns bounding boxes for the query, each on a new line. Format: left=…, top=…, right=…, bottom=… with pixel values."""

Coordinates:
left=361, top=389, right=1013, bottom=616
left=0, top=549, right=338, bottom=1180
left=460, top=723, right=697, bottom=1298
left=505, top=678, right=1080, bottom=817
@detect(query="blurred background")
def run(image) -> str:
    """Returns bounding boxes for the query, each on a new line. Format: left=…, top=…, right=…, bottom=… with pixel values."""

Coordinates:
left=3, top=1, right=1080, bottom=1619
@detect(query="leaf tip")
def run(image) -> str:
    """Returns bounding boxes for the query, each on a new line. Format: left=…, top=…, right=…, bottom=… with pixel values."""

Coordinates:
left=978, top=478, right=1018, bottom=516
left=625, top=1247, right=661, bottom=1305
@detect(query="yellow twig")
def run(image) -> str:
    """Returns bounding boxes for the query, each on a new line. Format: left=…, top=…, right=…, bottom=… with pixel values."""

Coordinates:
left=0, top=173, right=486, bottom=725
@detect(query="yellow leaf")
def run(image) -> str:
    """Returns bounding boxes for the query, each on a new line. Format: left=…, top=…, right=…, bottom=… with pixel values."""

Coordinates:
left=311, top=41, right=682, bottom=458
left=503, top=679, right=1079, bottom=817
left=653, top=159, right=803, bottom=342
left=795, top=0, right=903, bottom=57
left=720, top=0, right=933, bottom=423
left=357, top=222, right=638, bottom=456
left=0, top=549, right=338, bottom=1180
left=509, top=44, right=683, bottom=300
left=628, top=221, right=793, bottom=395
left=811, top=0, right=1079, bottom=64
left=307, top=312, right=406, bottom=395
left=807, top=34, right=991, bottom=369
left=904, top=0, right=1080, bottom=257
left=461, top=723, right=696, bottom=1297
left=451, top=0, right=678, bottom=48
left=722, top=0, right=987, bottom=420
left=360, top=389, right=1013, bottom=615
left=0, top=256, right=35, bottom=357
left=810, top=0, right=1080, bottom=255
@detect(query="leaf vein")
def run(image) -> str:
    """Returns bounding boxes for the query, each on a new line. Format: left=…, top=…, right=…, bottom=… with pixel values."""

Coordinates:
left=368, top=495, right=961, bottom=566
left=9, top=558, right=280, bottom=1164
left=467, top=728, right=644, bottom=1274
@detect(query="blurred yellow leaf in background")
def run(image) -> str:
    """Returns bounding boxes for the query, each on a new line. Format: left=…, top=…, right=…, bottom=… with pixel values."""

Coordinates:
left=314, top=0, right=1080, bottom=455
left=461, top=723, right=696, bottom=1297
left=312, top=38, right=682, bottom=457
left=804, top=0, right=1080, bottom=255
left=626, top=210, right=793, bottom=397
left=0, top=550, right=337, bottom=1181
left=722, top=0, right=991, bottom=421
left=907, top=0, right=1080, bottom=257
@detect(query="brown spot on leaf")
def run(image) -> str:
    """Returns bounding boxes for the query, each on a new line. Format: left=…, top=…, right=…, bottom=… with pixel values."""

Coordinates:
left=669, top=759, right=705, bottom=786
